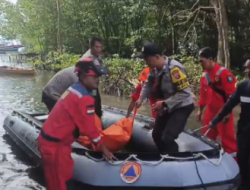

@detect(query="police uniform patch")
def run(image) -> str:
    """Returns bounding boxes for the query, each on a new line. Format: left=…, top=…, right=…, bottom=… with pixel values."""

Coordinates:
left=170, top=67, right=189, bottom=91
left=228, top=76, right=233, bottom=83
left=172, top=70, right=181, bottom=79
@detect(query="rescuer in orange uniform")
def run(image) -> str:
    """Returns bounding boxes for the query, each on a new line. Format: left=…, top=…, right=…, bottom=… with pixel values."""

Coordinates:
left=38, top=58, right=115, bottom=190
left=196, top=47, right=237, bottom=155
left=126, top=67, right=157, bottom=118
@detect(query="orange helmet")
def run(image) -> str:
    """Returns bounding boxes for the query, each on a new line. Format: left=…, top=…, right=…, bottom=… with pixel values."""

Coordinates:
left=138, top=67, right=150, bottom=82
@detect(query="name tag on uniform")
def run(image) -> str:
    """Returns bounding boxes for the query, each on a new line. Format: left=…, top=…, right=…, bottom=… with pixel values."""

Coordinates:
left=240, top=96, right=250, bottom=103
left=92, top=90, right=97, bottom=96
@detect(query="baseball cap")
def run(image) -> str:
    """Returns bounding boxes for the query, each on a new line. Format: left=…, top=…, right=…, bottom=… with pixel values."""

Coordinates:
left=75, top=58, right=110, bottom=76
left=137, top=42, right=161, bottom=59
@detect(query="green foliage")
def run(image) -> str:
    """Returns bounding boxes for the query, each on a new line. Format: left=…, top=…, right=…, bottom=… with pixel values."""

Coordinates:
left=1, top=0, right=250, bottom=67
left=28, top=53, right=204, bottom=96
left=29, top=53, right=244, bottom=97
left=28, top=52, right=80, bottom=71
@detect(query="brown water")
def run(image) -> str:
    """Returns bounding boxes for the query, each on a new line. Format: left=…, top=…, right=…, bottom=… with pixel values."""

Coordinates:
left=0, top=55, right=239, bottom=189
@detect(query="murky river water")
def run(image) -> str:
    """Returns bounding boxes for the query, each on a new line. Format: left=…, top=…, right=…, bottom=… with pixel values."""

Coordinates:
left=0, top=55, right=239, bottom=189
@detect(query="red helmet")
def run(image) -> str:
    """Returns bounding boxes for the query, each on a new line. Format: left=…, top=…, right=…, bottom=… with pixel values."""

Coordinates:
left=75, top=58, right=109, bottom=76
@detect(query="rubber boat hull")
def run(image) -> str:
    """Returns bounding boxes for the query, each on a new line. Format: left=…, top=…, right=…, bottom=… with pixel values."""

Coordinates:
left=0, top=66, right=36, bottom=75
left=3, top=106, right=239, bottom=189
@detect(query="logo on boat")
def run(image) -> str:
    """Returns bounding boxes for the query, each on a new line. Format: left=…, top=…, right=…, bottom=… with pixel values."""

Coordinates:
left=120, top=162, right=141, bottom=183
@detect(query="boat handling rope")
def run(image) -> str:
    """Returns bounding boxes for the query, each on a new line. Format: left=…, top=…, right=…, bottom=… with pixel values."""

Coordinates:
left=84, top=148, right=224, bottom=166
left=191, top=126, right=211, bottom=137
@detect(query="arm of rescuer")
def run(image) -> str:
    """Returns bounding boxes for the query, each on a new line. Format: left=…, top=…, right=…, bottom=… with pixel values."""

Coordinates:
left=197, top=74, right=208, bottom=121
left=69, top=95, right=115, bottom=161
left=220, top=69, right=237, bottom=100
left=126, top=83, right=142, bottom=118
left=219, top=69, right=237, bottom=122
left=163, top=66, right=191, bottom=111
left=138, top=70, right=155, bottom=104
left=209, top=81, right=242, bottom=127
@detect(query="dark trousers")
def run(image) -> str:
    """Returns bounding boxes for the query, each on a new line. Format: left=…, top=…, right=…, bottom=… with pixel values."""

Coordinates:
left=237, top=128, right=250, bottom=188
left=41, top=91, right=57, bottom=112
left=94, top=88, right=102, bottom=118
left=152, top=104, right=194, bottom=153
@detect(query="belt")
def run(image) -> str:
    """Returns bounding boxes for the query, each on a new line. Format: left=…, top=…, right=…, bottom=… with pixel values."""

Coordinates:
left=41, top=130, right=61, bottom=142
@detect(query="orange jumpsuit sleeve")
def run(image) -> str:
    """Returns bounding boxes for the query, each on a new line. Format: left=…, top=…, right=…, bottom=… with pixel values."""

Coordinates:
left=198, top=75, right=207, bottom=106
left=131, top=83, right=142, bottom=102
left=220, top=70, right=236, bottom=100
left=70, top=95, right=103, bottom=147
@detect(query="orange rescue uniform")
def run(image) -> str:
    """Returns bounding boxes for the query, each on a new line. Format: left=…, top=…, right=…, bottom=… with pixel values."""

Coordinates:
left=38, top=82, right=103, bottom=190
left=198, top=63, right=237, bottom=155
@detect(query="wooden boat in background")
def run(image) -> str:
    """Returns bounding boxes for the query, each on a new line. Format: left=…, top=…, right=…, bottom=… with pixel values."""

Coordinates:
left=0, top=66, right=36, bottom=76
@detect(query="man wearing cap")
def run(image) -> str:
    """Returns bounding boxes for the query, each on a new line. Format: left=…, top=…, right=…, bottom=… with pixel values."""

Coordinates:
left=135, top=42, right=194, bottom=153
left=41, top=37, right=104, bottom=118
left=196, top=47, right=237, bottom=157
left=126, top=67, right=157, bottom=119
left=38, top=58, right=114, bottom=190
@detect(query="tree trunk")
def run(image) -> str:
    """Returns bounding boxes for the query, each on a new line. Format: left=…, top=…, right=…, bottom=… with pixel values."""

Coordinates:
left=56, top=0, right=62, bottom=54
left=210, top=0, right=230, bottom=68
left=219, top=0, right=230, bottom=68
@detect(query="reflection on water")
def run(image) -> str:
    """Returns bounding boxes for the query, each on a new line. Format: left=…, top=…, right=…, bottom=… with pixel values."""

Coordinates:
left=0, top=55, right=202, bottom=189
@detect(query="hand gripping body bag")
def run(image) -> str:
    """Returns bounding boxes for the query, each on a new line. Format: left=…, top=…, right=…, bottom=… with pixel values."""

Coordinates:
left=78, top=109, right=137, bottom=152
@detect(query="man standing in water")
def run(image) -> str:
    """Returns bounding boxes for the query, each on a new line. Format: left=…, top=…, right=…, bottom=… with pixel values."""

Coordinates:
left=196, top=47, right=237, bottom=156
left=135, top=42, right=194, bottom=153
left=41, top=37, right=104, bottom=118
left=206, top=59, right=250, bottom=190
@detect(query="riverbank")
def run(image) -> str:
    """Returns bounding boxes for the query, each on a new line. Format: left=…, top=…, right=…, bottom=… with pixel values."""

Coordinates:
left=27, top=52, right=244, bottom=97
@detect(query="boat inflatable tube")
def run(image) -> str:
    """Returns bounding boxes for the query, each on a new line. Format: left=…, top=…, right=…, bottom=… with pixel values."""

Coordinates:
left=3, top=105, right=240, bottom=189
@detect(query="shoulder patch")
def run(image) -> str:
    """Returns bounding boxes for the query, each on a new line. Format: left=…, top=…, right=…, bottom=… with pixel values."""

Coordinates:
left=60, top=90, right=70, bottom=99
left=228, top=75, right=233, bottom=83
left=202, top=72, right=206, bottom=77
left=170, top=67, right=189, bottom=91
left=171, top=68, right=181, bottom=80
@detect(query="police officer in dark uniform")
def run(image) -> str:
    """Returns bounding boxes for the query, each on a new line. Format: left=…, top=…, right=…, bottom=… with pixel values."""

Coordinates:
left=207, top=59, right=250, bottom=190
left=136, top=42, right=194, bottom=153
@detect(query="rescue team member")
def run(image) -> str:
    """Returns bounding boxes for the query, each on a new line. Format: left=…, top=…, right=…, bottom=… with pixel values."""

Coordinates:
left=41, top=38, right=104, bottom=118
left=206, top=59, right=250, bottom=190
left=38, top=58, right=114, bottom=190
left=196, top=47, right=237, bottom=155
left=135, top=42, right=194, bottom=153
left=196, top=68, right=211, bottom=120
left=126, top=67, right=157, bottom=118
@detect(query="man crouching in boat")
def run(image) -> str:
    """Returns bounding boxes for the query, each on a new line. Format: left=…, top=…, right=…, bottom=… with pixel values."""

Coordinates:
left=38, top=58, right=115, bottom=190
left=135, top=42, right=194, bottom=153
